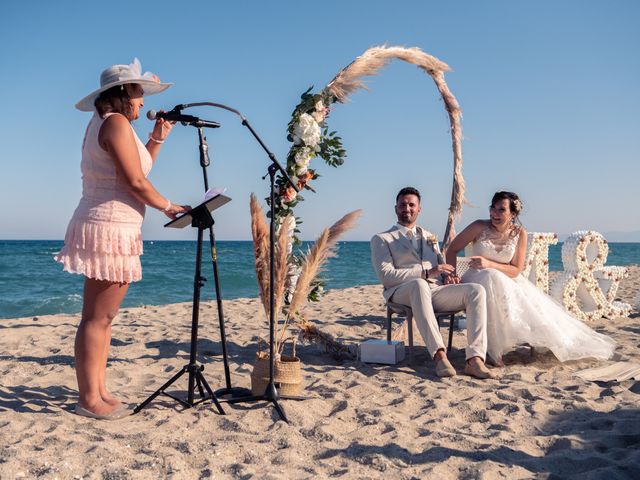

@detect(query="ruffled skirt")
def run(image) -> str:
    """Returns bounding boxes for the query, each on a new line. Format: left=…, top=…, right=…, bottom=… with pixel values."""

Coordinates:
left=55, top=200, right=144, bottom=283
left=462, top=268, right=616, bottom=362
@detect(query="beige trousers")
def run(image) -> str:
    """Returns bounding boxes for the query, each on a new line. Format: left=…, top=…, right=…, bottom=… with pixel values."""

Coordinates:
left=390, top=279, right=488, bottom=360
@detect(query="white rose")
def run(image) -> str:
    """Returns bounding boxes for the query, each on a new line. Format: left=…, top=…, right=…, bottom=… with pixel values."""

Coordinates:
left=292, top=113, right=321, bottom=148
left=311, top=100, right=326, bottom=123
left=294, top=147, right=311, bottom=168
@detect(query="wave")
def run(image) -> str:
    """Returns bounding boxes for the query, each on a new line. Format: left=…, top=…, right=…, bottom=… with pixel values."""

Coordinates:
left=6, top=294, right=84, bottom=318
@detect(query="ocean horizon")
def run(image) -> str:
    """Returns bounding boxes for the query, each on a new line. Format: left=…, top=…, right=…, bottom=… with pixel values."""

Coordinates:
left=1, top=240, right=638, bottom=320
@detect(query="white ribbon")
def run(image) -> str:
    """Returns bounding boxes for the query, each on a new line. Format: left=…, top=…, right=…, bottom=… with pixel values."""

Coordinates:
left=120, top=58, right=156, bottom=82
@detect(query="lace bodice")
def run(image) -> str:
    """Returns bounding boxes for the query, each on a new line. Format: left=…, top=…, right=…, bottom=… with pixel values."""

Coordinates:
left=472, top=225, right=520, bottom=264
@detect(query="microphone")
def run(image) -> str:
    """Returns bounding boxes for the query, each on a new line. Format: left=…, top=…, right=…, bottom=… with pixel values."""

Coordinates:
left=147, top=109, right=220, bottom=128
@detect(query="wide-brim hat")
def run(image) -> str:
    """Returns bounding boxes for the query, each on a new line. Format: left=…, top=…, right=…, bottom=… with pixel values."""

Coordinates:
left=75, top=58, right=172, bottom=112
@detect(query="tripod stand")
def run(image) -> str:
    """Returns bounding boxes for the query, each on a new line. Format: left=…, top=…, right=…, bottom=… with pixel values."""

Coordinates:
left=134, top=200, right=227, bottom=414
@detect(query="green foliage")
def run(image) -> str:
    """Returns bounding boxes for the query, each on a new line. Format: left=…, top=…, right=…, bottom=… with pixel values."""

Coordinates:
left=319, top=127, right=346, bottom=167
left=267, top=86, right=349, bottom=302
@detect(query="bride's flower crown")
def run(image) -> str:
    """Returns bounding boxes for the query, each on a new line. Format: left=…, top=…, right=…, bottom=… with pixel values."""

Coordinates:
left=513, top=198, right=523, bottom=215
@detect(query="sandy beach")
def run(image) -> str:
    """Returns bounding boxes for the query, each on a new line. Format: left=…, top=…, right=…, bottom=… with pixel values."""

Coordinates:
left=1, top=267, right=639, bottom=479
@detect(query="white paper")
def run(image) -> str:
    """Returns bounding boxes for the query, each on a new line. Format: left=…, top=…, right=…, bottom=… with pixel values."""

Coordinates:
left=203, top=187, right=227, bottom=202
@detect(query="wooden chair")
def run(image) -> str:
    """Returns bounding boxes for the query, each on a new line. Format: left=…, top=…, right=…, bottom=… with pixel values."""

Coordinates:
left=386, top=301, right=461, bottom=363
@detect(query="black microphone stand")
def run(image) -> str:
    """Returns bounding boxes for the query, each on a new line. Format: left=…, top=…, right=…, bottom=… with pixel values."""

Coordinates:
left=177, top=102, right=301, bottom=422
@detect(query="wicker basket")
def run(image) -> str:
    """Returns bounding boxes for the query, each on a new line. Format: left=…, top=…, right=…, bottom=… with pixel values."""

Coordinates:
left=250, top=351, right=303, bottom=396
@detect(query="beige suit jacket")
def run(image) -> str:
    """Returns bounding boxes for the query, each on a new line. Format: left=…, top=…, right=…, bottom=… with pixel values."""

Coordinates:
left=370, top=225, right=445, bottom=302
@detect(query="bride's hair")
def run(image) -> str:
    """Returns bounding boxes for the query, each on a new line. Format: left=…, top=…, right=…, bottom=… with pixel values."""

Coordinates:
left=491, top=191, right=523, bottom=226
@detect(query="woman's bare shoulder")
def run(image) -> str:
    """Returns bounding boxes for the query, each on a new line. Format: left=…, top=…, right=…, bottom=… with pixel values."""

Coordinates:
left=101, top=113, right=129, bottom=131
left=99, top=113, right=133, bottom=144
left=468, top=219, right=490, bottom=231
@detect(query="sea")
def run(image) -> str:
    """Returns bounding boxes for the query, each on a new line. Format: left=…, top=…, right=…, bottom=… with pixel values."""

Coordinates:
left=1, top=240, right=638, bottom=319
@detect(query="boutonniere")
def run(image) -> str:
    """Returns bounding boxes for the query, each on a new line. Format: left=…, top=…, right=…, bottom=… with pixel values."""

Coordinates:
left=426, top=234, right=439, bottom=246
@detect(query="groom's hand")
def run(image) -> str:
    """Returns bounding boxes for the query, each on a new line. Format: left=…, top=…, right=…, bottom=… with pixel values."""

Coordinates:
left=443, top=272, right=460, bottom=285
left=428, top=263, right=456, bottom=282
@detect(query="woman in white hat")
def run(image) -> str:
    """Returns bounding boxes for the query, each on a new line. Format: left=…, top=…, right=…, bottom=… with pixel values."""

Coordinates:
left=56, top=58, right=189, bottom=420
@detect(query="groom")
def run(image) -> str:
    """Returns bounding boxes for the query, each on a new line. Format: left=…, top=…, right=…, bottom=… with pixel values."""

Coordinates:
left=370, top=187, right=493, bottom=379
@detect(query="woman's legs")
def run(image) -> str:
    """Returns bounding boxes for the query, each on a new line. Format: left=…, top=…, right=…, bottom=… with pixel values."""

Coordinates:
left=99, top=322, right=121, bottom=407
left=75, top=278, right=129, bottom=415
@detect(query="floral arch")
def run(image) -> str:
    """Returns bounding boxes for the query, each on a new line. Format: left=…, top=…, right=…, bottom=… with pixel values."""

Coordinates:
left=273, top=45, right=466, bottom=251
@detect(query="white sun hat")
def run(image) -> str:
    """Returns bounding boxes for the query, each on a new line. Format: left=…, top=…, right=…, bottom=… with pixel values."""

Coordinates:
left=75, top=58, right=172, bottom=112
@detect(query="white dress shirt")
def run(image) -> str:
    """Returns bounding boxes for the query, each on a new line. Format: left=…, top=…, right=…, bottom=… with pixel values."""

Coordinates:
left=395, top=223, right=419, bottom=250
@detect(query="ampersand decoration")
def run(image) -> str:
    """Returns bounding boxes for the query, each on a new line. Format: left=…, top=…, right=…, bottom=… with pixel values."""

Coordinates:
left=550, top=231, right=632, bottom=321
left=522, top=232, right=558, bottom=294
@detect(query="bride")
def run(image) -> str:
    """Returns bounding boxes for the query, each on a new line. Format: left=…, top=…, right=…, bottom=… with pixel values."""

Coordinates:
left=445, top=191, right=616, bottom=365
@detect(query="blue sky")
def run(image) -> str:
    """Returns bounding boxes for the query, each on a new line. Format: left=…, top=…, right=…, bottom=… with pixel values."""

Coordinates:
left=1, top=0, right=639, bottom=241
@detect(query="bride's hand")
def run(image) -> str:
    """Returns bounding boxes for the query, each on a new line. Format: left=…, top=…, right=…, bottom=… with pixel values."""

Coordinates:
left=469, top=256, right=492, bottom=270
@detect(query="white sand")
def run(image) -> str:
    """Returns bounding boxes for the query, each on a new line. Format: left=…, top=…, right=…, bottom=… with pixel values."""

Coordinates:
left=1, top=267, right=639, bottom=479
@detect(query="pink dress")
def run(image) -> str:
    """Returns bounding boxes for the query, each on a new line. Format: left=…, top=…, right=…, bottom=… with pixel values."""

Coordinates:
left=55, top=112, right=152, bottom=283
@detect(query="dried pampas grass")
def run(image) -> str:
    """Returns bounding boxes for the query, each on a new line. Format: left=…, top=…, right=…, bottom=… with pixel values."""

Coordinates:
left=324, top=45, right=465, bottom=251
left=325, top=45, right=451, bottom=103
left=276, top=210, right=362, bottom=352
left=250, top=198, right=362, bottom=356
left=298, top=322, right=356, bottom=360
left=273, top=215, right=294, bottom=321
left=250, top=194, right=270, bottom=319
left=275, top=227, right=331, bottom=354
left=288, top=209, right=362, bottom=322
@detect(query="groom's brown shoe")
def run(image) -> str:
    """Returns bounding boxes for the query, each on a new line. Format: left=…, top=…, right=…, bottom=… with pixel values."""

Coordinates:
left=464, top=358, right=495, bottom=379
left=435, top=357, right=456, bottom=377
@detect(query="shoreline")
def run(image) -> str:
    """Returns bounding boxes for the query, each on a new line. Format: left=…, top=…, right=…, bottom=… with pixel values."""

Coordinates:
left=7, top=266, right=638, bottom=322
left=2, top=239, right=637, bottom=320
left=0, top=271, right=638, bottom=478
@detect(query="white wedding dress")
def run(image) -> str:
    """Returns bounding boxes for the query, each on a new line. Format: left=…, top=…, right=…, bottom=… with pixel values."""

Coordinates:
left=461, top=227, right=616, bottom=362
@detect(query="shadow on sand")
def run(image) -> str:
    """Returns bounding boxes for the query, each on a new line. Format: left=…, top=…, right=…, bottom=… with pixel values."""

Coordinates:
left=315, top=405, right=640, bottom=478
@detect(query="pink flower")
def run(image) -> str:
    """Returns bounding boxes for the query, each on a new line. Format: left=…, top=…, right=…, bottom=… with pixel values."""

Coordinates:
left=282, top=186, right=297, bottom=203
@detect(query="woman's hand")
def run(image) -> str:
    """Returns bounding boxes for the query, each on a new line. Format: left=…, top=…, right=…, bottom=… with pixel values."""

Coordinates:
left=469, top=256, right=493, bottom=270
left=150, top=115, right=175, bottom=143
left=163, top=203, right=191, bottom=220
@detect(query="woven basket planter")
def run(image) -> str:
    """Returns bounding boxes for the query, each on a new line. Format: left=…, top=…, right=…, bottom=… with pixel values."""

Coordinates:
left=250, top=352, right=303, bottom=396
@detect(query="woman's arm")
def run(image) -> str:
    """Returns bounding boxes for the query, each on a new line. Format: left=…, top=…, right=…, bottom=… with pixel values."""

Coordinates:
left=469, top=227, right=528, bottom=278
left=145, top=117, right=174, bottom=163
left=445, top=220, right=486, bottom=267
left=99, top=114, right=187, bottom=218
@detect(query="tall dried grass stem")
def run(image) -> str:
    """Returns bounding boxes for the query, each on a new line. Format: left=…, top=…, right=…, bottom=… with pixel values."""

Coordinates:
left=250, top=194, right=270, bottom=319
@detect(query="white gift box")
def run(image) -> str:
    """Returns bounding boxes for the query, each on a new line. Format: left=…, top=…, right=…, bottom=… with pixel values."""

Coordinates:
left=360, top=339, right=405, bottom=365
